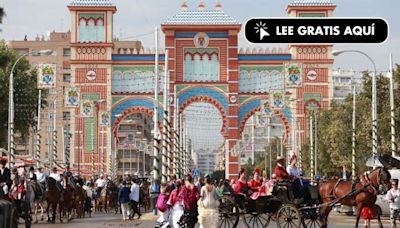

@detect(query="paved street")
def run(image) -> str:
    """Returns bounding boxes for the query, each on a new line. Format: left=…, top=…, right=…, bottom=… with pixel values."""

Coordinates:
left=18, top=211, right=392, bottom=227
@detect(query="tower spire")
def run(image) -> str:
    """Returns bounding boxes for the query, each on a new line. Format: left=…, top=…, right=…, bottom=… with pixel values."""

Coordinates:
left=215, top=0, right=222, bottom=11
left=198, top=0, right=205, bottom=11
left=180, top=0, right=188, bottom=11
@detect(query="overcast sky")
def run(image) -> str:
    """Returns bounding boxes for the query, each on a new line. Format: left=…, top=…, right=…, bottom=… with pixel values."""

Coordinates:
left=1, top=0, right=399, bottom=72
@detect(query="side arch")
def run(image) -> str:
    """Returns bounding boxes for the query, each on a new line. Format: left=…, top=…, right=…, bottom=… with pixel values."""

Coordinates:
left=112, top=97, right=163, bottom=125
left=112, top=106, right=163, bottom=142
left=238, top=99, right=292, bottom=144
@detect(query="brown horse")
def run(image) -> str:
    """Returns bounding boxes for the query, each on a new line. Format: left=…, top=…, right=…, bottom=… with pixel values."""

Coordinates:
left=73, top=185, right=86, bottom=218
left=46, top=177, right=63, bottom=223
left=319, top=167, right=391, bottom=228
left=61, top=175, right=74, bottom=221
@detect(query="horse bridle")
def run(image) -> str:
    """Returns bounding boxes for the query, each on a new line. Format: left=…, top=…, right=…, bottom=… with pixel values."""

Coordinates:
left=363, top=168, right=388, bottom=194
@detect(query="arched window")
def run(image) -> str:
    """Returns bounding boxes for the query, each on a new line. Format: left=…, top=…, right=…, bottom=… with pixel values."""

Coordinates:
left=112, top=71, right=122, bottom=92
left=193, top=54, right=201, bottom=81
left=183, top=50, right=219, bottom=82
left=250, top=70, right=258, bottom=93
left=202, top=55, right=210, bottom=81
left=239, top=71, right=246, bottom=92
left=259, top=71, right=268, bottom=92
left=122, top=71, right=133, bottom=92
left=87, top=19, right=96, bottom=42
left=184, top=54, right=193, bottom=81
left=96, top=18, right=104, bottom=42
left=78, top=19, right=87, bottom=42
left=134, top=71, right=142, bottom=92
left=210, top=54, right=219, bottom=81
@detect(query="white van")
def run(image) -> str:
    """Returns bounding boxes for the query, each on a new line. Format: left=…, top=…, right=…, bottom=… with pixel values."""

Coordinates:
left=375, top=169, right=400, bottom=216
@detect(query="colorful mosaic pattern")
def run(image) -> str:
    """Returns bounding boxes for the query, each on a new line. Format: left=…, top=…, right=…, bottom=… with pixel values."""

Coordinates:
left=239, top=66, right=285, bottom=93
left=82, top=93, right=99, bottom=152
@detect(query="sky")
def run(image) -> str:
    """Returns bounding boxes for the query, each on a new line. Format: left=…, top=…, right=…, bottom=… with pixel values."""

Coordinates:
left=1, top=0, right=399, bottom=71
left=1, top=0, right=399, bottom=151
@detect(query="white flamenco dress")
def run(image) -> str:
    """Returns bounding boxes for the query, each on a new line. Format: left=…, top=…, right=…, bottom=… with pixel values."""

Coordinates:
left=197, top=185, right=219, bottom=228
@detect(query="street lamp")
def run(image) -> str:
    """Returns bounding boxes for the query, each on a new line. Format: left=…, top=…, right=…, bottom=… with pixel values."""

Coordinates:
left=8, top=49, right=53, bottom=168
left=332, top=50, right=378, bottom=163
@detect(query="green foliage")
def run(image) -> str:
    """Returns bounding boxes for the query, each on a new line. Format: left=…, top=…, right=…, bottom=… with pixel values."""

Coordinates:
left=305, top=65, right=400, bottom=177
left=0, top=42, right=45, bottom=149
left=252, top=138, right=286, bottom=178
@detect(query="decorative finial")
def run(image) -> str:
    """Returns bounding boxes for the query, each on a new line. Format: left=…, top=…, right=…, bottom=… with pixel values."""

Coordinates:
left=180, top=0, right=188, bottom=11
left=215, top=0, right=222, bottom=11
left=198, top=0, right=205, bottom=11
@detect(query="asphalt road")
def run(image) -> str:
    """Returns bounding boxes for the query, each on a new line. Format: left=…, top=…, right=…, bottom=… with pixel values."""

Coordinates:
left=18, top=211, right=392, bottom=227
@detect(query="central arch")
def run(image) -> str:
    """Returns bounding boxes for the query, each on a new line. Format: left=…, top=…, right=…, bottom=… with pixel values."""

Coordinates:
left=178, top=95, right=228, bottom=137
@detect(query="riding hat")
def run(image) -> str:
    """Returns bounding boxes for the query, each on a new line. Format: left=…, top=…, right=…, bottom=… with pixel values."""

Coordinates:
left=276, top=156, right=285, bottom=161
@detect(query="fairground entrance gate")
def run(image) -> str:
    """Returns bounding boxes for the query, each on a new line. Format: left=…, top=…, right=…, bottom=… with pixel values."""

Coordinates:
left=68, top=0, right=335, bottom=180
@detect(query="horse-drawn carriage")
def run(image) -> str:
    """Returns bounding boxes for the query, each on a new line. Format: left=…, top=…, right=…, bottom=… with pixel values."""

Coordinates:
left=217, top=155, right=396, bottom=228
left=217, top=179, right=322, bottom=228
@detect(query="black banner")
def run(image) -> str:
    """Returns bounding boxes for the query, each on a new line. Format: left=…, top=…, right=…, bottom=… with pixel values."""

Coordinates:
left=245, top=18, right=388, bottom=44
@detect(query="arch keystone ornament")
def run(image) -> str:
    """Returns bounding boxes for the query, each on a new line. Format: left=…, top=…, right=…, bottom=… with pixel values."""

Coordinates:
left=194, top=32, right=209, bottom=48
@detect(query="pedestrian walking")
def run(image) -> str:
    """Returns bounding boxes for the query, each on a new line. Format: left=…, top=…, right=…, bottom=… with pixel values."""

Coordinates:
left=198, top=174, right=219, bottom=228
left=150, top=178, right=161, bottom=215
left=155, top=183, right=171, bottom=228
left=118, top=181, right=131, bottom=221
left=177, top=174, right=200, bottom=228
left=130, top=178, right=141, bottom=219
left=167, top=179, right=184, bottom=228
left=360, top=207, right=374, bottom=228
left=386, top=179, right=400, bottom=228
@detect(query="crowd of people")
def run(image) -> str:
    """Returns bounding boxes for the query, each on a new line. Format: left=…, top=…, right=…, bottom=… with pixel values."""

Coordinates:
left=0, top=157, right=118, bottom=217
left=147, top=154, right=302, bottom=228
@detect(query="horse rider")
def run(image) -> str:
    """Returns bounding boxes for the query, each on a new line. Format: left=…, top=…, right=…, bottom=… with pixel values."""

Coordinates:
left=49, top=167, right=63, bottom=191
left=74, top=174, right=84, bottom=187
left=63, top=165, right=76, bottom=191
left=95, top=174, right=107, bottom=198
left=36, top=167, right=47, bottom=194
left=28, top=167, right=37, bottom=182
left=0, top=158, right=11, bottom=199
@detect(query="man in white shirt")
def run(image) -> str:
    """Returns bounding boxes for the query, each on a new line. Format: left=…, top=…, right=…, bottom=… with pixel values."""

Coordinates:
left=36, top=168, right=47, bottom=184
left=83, top=182, right=93, bottom=199
left=386, top=179, right=400, bottom=228
left=49, top=167, right=62, bottom=191
left=129, top=178, right=141, bottom=219
left=95, top=175, right=107, bottom=198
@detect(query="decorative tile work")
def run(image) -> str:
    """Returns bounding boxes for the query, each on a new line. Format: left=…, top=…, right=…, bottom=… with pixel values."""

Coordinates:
left=164, top=10, right=240, bottom=25
left=238, top=99, right=261, bottom=126
left=290, top=0, right=334, bottom=6
left=69, top=0, right=113, bottom=6
left=177, top=87, right=228, bottom=112
left=111, top=98, right=163, bottom=125
left=82, top=93, right=99, bottom=152
left=239, top=66, right=285, bottom=93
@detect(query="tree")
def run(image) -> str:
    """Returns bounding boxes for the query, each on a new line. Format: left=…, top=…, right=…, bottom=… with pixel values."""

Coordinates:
left=304, top=65, right=400, bottom=177
left=0, top=42, right=46, bottom=150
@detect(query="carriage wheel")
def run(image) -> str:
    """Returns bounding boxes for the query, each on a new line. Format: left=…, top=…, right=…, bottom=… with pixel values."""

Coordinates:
left=277, top=205, right=301, bottom=228
left=243, top=212, right=271, bottom=228
left=217, top=196, right=240, bottom=228
left=301, top=217, right=323, bottom=228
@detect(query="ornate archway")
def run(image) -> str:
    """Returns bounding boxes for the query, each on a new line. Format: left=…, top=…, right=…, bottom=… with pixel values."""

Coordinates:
left=178, top=95, right=228, bottom=137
